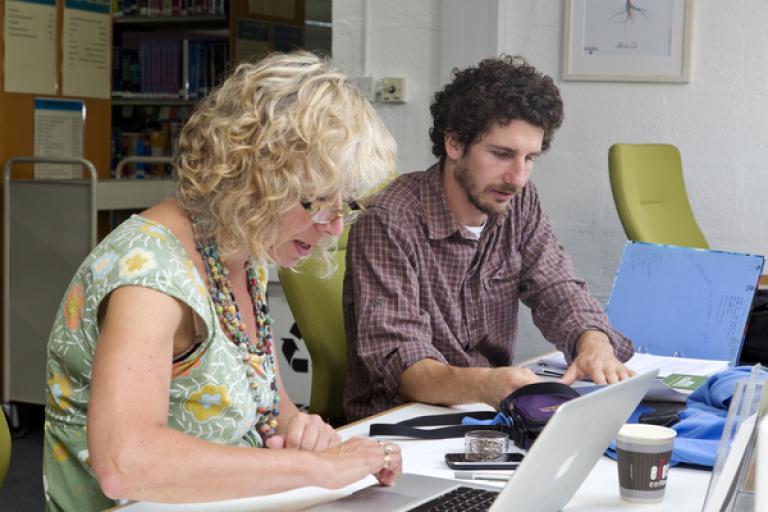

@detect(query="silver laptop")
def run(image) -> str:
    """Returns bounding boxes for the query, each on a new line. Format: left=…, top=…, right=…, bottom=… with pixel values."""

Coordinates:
left=309, top=369, right=658, bottom=512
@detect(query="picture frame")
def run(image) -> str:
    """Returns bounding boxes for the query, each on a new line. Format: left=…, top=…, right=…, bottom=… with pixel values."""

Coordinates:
left=562, top=0, right=693, bottom=83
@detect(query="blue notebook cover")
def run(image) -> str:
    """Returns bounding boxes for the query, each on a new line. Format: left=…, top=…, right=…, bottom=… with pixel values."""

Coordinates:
left=605, top=242, right=765, bottom=366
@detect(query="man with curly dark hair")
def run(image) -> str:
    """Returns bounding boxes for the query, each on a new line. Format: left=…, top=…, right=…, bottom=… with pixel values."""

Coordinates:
left=342, top=56, right=634, bottom=421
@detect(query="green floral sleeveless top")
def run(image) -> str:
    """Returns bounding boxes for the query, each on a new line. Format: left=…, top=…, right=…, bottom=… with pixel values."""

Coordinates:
left=43, top=215, right=278, bottom=512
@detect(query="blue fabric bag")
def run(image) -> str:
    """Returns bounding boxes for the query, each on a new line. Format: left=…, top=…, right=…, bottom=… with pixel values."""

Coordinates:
left=605, top=366, right=767, bottom=468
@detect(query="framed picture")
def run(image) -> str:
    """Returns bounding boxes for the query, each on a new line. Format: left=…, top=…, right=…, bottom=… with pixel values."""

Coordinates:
left=562, top=0, right=693, bottom=82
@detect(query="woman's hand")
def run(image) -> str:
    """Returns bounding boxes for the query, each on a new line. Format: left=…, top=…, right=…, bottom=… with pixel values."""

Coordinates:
left=313, top=437, right=403, bottom=488
left=269, top=411, right=341, bottom=452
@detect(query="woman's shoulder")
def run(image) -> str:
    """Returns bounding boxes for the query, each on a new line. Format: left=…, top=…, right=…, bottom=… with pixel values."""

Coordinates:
left=82, top=212, right=210, bottom=314
left=95, top=199, right=190, bottom=258
left=96, top=214, right=187, bottom=264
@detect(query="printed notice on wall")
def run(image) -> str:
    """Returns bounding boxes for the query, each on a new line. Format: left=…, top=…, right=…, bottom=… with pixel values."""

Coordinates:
left=34, top=98, right=85, bottom=179
left=3, top=0, right=57, bottom=94
left=62, top=0, right=110, bottom=99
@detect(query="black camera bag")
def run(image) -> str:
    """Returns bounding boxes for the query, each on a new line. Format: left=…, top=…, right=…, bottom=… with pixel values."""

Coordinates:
left=739, top=289, right=768, bottom=365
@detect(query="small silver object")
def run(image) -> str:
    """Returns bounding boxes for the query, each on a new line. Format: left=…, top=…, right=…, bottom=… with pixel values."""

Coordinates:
left=464, top=430, right=508, bottom=462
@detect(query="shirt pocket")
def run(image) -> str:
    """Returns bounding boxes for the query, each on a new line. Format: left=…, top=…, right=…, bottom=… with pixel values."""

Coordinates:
left=483, top=253, right=522, bottom=302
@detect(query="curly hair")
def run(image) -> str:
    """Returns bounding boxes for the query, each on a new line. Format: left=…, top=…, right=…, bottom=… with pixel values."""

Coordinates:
left=175, top=51, right=397, bottom=266
left=429, top=55, right=563, bottom=161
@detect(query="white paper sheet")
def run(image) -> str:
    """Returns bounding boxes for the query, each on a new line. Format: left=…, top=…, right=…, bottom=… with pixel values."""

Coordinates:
left=3, top=0, right=57, bottom=94
left=62, top=0, right=110, bottom=99
left=34, top=98, right=84, bottom=179
left=536, top=351, right=728, bottom=379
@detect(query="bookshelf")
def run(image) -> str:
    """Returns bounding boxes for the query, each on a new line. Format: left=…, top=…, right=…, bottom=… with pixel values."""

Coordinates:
left=111, top=8, right=230, bottom=178
left=114, top=14, right=227, bottom=25
left=108, top=0, right=330, bottom=180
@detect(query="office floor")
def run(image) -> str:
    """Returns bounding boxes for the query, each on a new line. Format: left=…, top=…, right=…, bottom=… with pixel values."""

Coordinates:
left=1, top=404, right=45, bottom=511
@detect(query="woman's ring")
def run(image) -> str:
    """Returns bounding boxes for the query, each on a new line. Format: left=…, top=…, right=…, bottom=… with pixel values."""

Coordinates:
left=383, top=453, right=392, bottom=470
left=384, top=444, right=393, bottom=455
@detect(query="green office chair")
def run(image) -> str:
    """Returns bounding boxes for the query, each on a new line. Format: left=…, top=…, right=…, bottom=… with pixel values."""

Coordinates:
left=0, top=409, right=11, bottom=490
left=608, top=143, right=709, bottom=249
left=278, top=229, right=349, bottom=424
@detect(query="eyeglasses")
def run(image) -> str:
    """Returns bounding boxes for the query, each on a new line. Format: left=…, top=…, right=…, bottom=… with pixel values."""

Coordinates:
left=300, top=198, right=364, bottom=225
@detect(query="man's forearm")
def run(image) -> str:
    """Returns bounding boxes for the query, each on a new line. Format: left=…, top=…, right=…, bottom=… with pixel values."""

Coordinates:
left=398, top=359, right=541, bottom=407
left=399, top=359, right=497, bottom=406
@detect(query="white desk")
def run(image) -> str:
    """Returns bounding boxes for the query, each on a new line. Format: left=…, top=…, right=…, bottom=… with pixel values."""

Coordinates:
left=118, top=403, right=711, bottom=511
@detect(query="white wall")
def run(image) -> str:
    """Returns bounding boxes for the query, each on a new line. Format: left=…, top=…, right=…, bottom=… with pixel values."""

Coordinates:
left=333, top=0, right=768, bottom=360
left=497, top=1, right=768, bottom=299
left=333, top=0, right=441, bottom=171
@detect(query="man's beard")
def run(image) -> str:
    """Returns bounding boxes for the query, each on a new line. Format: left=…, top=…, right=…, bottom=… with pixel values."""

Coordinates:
left=454, top=160, right=518, bottom=216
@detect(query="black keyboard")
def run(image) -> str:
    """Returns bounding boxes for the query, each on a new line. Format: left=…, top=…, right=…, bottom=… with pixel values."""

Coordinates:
left=408, top=486, right=499, bottom=511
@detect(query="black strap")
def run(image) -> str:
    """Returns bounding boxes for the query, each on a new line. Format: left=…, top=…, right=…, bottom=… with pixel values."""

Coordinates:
left=368, top=382, right=580, bottom=442
left=369, top=423, right=512, bottom=439
left=395, top=411, right=497, bottom=426
left=369, top=410, right=504, bottom=439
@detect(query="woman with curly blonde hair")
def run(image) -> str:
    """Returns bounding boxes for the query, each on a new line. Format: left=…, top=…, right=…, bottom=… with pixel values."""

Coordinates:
left=43, top=51, right=401, bottom=511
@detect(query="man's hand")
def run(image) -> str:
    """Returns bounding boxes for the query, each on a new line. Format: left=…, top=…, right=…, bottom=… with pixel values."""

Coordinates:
left=269, top=411, right=341, bottom=452
left=561, top=330, right=635, bottom=385
left=484, top=366, right=542, bottom=406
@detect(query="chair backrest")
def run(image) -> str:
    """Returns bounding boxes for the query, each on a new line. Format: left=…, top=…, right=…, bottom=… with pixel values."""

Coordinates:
left=0, top=410, right=11, bottom=490
left=277, top=229, right=349, bottom=422
left=608, top=143, right=709, bottom=249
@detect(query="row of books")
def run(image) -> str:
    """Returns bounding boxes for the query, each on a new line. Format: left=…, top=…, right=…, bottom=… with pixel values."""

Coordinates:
left=111, top=105, right=191, bottom=178
left=112, top=38, right=229, bottom=99
left=113, top=0, right=226, bottom=16
left=112, top=126, right=179, bottom=179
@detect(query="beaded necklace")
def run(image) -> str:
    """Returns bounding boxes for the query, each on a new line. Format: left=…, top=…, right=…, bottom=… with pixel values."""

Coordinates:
left=192, top=224, right=279, bottom=440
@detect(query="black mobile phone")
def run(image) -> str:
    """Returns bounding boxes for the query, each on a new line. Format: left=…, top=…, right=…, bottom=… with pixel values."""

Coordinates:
left=444, top=452, right=523, bottom=470
left=639, top=409, right=681, bottom=428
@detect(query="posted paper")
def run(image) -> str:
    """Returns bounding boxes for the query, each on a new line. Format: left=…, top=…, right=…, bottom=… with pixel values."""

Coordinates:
left=62, top=0, right=110, bottom=99
left=4, top=0, right=57, bottom=94
left=34, top=98, right=85, bottom=179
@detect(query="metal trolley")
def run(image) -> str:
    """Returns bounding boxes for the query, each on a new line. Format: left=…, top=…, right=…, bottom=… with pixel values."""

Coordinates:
left=2, top=156, right=175, bottom=431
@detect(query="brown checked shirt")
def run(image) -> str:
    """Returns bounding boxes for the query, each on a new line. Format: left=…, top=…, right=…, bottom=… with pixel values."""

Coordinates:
left=342, top=165, right=633, bottom=421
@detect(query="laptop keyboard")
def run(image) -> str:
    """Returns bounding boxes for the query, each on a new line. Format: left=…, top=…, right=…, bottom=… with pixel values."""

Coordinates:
left=408, top=486, right=500, bottom=511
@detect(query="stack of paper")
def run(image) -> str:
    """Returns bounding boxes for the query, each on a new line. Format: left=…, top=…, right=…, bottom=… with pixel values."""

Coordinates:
left=624, top=352, right=728, bottom=378
left=526, top=352, right=728, bottom=401
left=530, top=351, right=727, bottom=380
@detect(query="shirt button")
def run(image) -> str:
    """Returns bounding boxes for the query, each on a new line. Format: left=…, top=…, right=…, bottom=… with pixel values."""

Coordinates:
left=374, top=297, right=385, bottom=305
